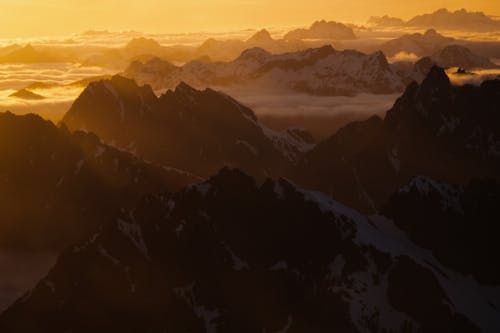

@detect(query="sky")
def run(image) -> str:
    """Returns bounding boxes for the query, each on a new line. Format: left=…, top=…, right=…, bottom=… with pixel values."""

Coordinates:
left=0, top=0, right=499, bottom=37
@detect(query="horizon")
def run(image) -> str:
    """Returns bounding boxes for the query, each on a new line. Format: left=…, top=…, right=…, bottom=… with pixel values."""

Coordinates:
left=1, top=1, right=499, bottom=38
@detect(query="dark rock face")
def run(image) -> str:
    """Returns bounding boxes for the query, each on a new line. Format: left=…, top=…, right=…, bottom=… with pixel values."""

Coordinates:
left=297, top=67, right=500, bottom=212
left=383, top=177, right=500, bottom=284
left=0, top=111, right=196, bottom=251
left=0, top=169, right=488, bottom=332
left=63, top=76, right=308, bottom=180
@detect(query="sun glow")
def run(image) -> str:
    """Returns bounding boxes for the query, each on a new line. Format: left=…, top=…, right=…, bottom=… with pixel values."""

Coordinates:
left=0, top=0, right=499, bottom=37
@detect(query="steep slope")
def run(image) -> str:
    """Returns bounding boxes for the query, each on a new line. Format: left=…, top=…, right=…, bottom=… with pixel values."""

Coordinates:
left=0, top=169, right=495, bottom=332
left=383, top=177, right=500, bottom=284
left=296, top=66, right=500, bottom=212
left=124, top=45, right=407, bottom=95
left=0, top=111, right=197, bottom=251
left=63, top=76, right=314, bottom=179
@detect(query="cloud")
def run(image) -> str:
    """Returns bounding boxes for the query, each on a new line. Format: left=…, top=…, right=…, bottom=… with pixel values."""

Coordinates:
left=388, top=51, right=419, bottom=63
left=221, top=87, right=399, bottom=117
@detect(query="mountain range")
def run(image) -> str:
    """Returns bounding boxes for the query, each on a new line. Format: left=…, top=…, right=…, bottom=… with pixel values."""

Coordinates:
left=295, top=66, right=500, bottom=211
left=0, top=168, right=496, bottom=332
left=62, top=75, right=315, bottom=179
left=0, top=62, right=499, bottom=331
left=63, top=67, right=500, bottom=215
left=369, top=8, right=500, bottom=32
left=124, top=45, right=408, bottom=96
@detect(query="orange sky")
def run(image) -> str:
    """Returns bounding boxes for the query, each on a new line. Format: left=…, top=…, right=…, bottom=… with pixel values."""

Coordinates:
left=1, top=0, right=499, bottom=37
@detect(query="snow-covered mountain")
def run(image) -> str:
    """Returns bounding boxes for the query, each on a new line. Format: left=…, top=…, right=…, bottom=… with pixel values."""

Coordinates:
left=296, top=66, right=500, bottom=212
left=1, top=168, right=497, bottom=332
left=124, top=45, right=407, bottom=96
left=63, top=76, right=315, bottom=179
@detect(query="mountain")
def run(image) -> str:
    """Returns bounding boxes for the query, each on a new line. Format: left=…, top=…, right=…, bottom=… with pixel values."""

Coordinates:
left=367, top=15, right=406, bottom=27
left=0, top=111, right=197, bottom=251
left=368, top=8, right=500, bottom=32
left=397, top=45, right=499, bottom=83
left=9, top=89, right=45, bottom=100
left=295, top=66, right=500, bottom=212
left=62, top=76, right=314, bottom=179
left=379, top=29, right=455, bottom=58
left=0, top=44, right=59, bottom=64
left=431, top=44, right=498, bottom=69
left=194, top=30, right=308, bottom=62
left=407, top=8, right=500, bottom=32
left=0, top=44, right=21, bottom=57
left=0, top=168, right=495, bottom=332
left=284, top=20, right=356, bottom=40
left=124, top=45, right=407, bottom=96
left=383, top=176, right=500, bottom=284
left=124, top=37, right=163, bottom=56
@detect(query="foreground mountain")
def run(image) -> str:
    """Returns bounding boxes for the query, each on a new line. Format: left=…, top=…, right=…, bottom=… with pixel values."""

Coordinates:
left=284, top=20, right=356, bottom=40
left=383, top=176, right=500, bottom=284
left=296, top=66, right=500, bottom=212
left=0, top=112, right=197, bottom=251
left=1, top=168, right=497, bottom=332
left=62, top=76, right=314, bottom=179
left=125, top=45, right=407, bottom=95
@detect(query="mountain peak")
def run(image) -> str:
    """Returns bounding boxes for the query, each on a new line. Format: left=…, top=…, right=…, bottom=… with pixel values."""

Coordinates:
left=236, top=47, right=271, bottom=62
left=174, top=81, right=198, bottom=94
left=420, top=65, right=451, bottom=91
left=247, top=29, right=273, bottom=43
left=424, top=29, right=439, bottom=37
left=125, top=37, right=162, bottom=50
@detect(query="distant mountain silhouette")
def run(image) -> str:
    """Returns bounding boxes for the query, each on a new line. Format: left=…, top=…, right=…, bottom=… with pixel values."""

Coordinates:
left=295, top=66, right=500, bottom=212
left=408, top=8, right=500, bottom=32
left=125, top=45, right=408, bottom=95
left=431, top=44, right=498, bottom=69
left=0, top=168, right=492, bottom=332
left=284, top=20, right=356, bottom=40
left=0, top=45, right=60, bottom=64
left=369, top=8, right=500, bottom=32
left=62, top=76, right=314, bottom=179
left=367, top=15, right=405, bottom=27
left=0, top=112, right=197, bottom=251
left=379, top=29, right=455, bottom=58
left=9, top=89, right=45, bottom=100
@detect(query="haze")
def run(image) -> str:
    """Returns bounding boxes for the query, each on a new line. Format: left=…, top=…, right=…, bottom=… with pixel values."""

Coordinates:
left=1, top=0, right=499, bottom=37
